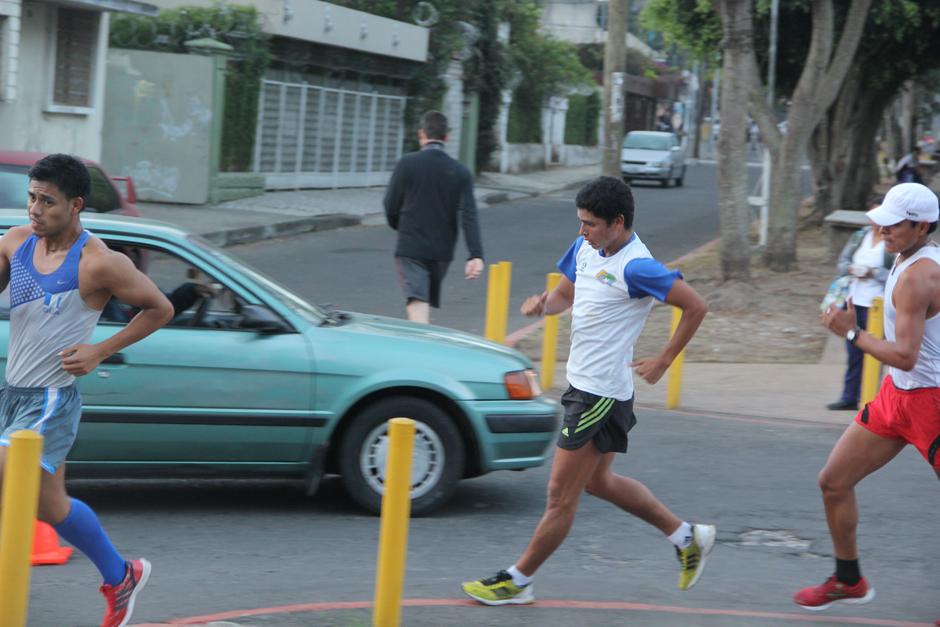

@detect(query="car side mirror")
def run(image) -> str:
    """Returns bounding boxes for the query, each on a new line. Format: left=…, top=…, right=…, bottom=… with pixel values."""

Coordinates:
left=239, top=304, right=291, bottom=334
left=112, top=176, right=137, bottom=204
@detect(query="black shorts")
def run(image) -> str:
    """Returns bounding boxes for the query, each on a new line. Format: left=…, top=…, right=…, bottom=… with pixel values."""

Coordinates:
left=557, top=386, right=637, bottom=453
left=395, top=257, right=450, bottom=308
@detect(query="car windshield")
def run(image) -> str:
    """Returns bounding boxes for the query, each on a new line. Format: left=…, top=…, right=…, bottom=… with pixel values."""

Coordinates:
left=0, top=165, right=28, bottom=209
left=622, top=134, right=671, bottom=151
left=187, top=235, right=327, bottom=325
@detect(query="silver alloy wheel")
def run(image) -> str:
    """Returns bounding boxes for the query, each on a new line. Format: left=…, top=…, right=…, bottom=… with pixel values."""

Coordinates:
left=360, top=420, right=445, bottom=498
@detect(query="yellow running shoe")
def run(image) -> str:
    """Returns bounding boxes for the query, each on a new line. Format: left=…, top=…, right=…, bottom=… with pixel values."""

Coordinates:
left=462, top=570, right=535, bottom=606
left=676, top=524, right=716, bottom=590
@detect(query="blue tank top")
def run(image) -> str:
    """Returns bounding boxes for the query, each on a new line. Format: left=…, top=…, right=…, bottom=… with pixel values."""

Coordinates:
left=6, top=231, right=103, bottom=388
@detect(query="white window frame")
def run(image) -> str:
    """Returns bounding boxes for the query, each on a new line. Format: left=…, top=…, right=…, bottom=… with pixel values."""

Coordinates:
left=45, top=5, right=101, bottom=115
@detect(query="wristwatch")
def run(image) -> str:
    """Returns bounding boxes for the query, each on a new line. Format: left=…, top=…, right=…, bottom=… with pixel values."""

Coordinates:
left=846, top=327, right=861, bottom=344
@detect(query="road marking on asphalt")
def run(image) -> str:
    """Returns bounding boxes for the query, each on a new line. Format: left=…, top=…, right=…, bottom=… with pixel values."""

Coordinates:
left=135, top=598, right=931, bottom=626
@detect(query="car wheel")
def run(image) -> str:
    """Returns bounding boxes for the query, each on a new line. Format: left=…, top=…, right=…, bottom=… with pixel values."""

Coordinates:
left=339, top=396, right=465, bottom=517
left=675, top=166, right=686, bottom=187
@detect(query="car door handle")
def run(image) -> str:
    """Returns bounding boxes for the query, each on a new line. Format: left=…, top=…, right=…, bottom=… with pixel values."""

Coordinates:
left=102, top=353, right=126, bottom=365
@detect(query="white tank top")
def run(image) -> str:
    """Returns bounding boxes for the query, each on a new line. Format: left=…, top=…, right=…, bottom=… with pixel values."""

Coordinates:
left=6, top=231, right=103, bottom=388
left=883, top=242, right=940, bottom=389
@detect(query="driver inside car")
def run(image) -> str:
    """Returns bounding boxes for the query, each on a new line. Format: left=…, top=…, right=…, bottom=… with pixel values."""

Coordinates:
left=101, top=245, right=216, bottom=324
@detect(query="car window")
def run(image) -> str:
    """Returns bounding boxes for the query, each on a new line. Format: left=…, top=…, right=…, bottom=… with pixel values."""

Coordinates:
left=0, top=165, right=29, bottom=209
left=622, top=134, right=671, bottom=151
left=86, top=167, right=121, bottom=213
left=102, top=242, right=244, bottom=330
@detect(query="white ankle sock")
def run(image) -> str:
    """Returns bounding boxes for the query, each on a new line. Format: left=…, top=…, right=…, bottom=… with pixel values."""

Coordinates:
left=507, top=565, right=531, bottom=587
left=668, top=522, right=693, bottom=549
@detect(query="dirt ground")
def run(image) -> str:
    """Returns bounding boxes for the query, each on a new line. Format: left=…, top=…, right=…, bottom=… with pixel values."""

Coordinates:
left=515, top=226, right=835, bottom=365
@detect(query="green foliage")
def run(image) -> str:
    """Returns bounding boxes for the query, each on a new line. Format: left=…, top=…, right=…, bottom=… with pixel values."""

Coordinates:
left=640, top=0, right=721, bottom=62
left=109, top=6, right=270, bottom=171
left=564, top=91, right=600, bottom=146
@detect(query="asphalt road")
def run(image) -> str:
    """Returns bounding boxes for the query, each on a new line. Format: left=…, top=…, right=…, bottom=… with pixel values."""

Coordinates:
left=224, top=162, right=725, bottom=337
left=35, top=409, right=939, bottom=626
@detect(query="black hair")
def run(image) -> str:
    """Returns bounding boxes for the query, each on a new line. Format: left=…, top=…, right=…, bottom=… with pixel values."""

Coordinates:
left=866, top=193, right=884, bottom=207
left=27, top=154, right=90, bottom=206
left=575, top=176, right=635, bottom=227
left=419, top=111, right=448, bottom=141
left=910, top=220, right=938, bottom=234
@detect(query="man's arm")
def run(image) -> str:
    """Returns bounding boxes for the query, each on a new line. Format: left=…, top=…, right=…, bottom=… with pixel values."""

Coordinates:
left=384, top=160, right=406, bottom=230
left=0, top=227, right=31, bottom=293
left=826, top=264, right=932, bottom=371
left=458, top=171, right=484, bottom=262
left=61, top=252, right=174, bottom=376
left=520, top=276, right=575, bottom=317
left=632, top=280, right=708, bottom=384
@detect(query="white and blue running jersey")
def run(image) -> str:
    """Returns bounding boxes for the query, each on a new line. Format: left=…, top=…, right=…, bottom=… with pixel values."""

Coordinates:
left=557, top=234, right=681, bottom=400
left=6, top=231, right=102, bottom=388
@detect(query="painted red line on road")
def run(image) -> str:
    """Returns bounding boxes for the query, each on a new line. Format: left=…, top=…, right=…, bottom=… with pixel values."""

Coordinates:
left=135, top=598, right=930, bottom=626
left=505, top=317, right=544, bottom=347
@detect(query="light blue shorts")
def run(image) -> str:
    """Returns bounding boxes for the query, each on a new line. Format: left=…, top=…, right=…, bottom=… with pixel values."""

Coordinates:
left=0, top=384, right=82, bottom=473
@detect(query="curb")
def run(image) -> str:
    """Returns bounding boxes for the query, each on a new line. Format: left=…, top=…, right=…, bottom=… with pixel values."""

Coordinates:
left=201, top=213, right=361, bottom=247
left=198, top=177, right=594, bottom=248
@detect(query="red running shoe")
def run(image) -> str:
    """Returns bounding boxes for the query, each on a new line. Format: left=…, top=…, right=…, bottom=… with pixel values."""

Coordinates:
left=794, top=575, right=875, bottom=611
left=99, top=558, right=151, bottom=627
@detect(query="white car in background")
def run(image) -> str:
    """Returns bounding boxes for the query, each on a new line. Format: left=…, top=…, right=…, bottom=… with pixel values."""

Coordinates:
left=620, top=131, right=686, bottom=188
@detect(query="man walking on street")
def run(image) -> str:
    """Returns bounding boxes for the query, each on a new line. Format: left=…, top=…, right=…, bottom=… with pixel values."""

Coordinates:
left=384, top=110, right=484, bottom=323
left=0, top=154, right=174, bottom=626
left=796, top=182, right=940, bottom=614
left=461, top=176, right=714, bottom=605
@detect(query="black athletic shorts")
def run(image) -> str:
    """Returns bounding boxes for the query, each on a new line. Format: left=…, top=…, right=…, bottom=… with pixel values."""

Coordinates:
left=557, top=386, right=637, bottom=453
left=395, top=256, right=450, bottom=308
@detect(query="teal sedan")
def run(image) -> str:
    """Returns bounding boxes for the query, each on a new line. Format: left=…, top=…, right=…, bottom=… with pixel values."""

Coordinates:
left=0, top=211, right=558, bottom=515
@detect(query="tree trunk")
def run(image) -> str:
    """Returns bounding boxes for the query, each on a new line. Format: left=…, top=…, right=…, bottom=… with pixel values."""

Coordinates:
left=716, top=0, right=752, bottom=282
left=749, top=0, right=873, bottom=271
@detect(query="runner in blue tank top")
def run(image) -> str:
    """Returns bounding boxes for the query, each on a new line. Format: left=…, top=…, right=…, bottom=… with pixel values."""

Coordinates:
left=0, top=154, right=174, bottom=627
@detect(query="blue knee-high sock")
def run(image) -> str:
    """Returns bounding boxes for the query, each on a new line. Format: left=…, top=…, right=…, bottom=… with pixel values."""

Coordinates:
left=53, top=498, right=126, bottom=585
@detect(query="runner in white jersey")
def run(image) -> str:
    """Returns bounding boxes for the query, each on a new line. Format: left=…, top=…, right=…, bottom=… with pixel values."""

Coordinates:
left=462, top=176, right=714, bottom=606
left=795, top=182, right=940, bottom=615
left=0, top=154, right=174, bottom=627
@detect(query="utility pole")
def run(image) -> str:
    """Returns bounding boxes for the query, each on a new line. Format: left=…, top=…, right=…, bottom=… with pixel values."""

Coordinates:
left=602, top=0, right=628, bottom=177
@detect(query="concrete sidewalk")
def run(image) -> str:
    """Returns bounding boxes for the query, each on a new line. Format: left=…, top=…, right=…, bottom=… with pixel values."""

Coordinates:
left=135, top=163, right=600, bottom=247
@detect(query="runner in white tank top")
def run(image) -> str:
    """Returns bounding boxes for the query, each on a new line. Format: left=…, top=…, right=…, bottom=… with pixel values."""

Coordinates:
left=796, top=182, right=940, bottom=614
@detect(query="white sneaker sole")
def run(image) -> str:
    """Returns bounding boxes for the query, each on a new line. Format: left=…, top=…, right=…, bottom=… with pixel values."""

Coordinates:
left=117, top=558, right=151, bottom=627
left=797, top=587, right=876, bottom=611
left=682, top=524, right=716, bottom=591
left=463, top=584, right=535, bottom=606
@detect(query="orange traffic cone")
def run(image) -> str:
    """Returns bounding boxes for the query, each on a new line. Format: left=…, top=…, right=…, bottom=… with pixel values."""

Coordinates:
left=31, top=520, right=73, bottom=565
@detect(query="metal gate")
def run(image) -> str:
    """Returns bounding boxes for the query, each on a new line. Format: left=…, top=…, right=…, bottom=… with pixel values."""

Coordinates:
left=253, top=80, right=406, bottom=189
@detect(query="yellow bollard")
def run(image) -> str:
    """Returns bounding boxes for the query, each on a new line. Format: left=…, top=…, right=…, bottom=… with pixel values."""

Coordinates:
left=373, top=418, right=416, bottom=627
left=497, top=261, right=513, bottom=344
left=861, top=297, right=884, bottom=406
left=0, top=430, right=44, bottom=627
left=484, top=263, right=502, bottom=342
left=665, top=307, right=685, bottom=409
left=541, top=272, right=563, bottom=390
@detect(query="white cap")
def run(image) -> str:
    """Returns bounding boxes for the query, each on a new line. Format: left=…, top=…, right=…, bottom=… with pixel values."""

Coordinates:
left=866, top=183, right=939, bottom=226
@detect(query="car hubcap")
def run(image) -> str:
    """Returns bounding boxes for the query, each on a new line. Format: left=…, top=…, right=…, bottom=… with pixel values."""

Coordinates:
left=361, top=420, right=445, bottom=499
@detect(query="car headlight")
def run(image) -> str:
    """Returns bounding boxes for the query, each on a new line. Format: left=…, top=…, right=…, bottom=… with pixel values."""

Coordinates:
left=504, top=369, right=542, bottom=400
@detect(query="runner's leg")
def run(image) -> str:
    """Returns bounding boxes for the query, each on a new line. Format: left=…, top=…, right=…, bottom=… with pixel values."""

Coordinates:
left=515, top=442, right=604, bottom=576
left=819, top=422, right=905, bottom=559
left=585, top=452, right=681, bottom=534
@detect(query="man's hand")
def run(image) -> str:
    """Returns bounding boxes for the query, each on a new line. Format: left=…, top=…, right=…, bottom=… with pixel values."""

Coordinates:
left=822, top=298, right=858, bottom=337
left=465, top=258, right=484, bottom=280
left=60, top=344, right=108, bottom=376
left=521, top=292, right=547, bottom=317
left=631, top=356, right=671, bottom=385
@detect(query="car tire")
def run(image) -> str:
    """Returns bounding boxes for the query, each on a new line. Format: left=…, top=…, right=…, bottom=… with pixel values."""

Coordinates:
left=660, top=170, right=672, bottom=188
left=338, top=396, right=465, bottom=517
left=676, top=166, right=686, bottom=187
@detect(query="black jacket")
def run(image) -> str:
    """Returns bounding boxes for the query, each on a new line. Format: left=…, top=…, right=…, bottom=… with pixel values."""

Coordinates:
left=384, top=142, right=483, bottom=262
